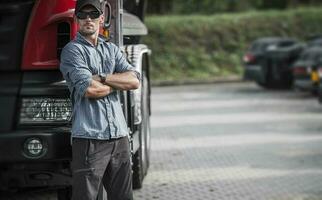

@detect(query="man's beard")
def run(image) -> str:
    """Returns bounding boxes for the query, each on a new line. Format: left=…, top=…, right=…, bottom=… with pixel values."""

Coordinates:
left=80, top=28, right=96, bottom=36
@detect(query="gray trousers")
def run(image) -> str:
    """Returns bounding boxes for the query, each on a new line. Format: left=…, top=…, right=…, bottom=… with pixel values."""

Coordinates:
left=71, top=137, right=133, bottom=200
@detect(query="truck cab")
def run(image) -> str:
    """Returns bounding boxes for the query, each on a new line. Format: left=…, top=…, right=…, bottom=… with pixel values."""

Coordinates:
left=0, top=0, right=151, bottom=198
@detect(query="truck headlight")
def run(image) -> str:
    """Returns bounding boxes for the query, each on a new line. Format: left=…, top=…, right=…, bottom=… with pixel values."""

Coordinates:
left=20, top=98, right=72, bottom=125
left=23, top=138, right=45, bottom=158
left=24, top=138, right=44, bottom=157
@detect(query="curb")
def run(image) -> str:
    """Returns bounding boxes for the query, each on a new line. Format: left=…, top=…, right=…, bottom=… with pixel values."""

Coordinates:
left=151, top=75, right=245, bottom=87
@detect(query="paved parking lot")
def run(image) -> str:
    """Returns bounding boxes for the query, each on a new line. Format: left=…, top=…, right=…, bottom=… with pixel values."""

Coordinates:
left=2, top=82, right=322, bottom=200
left=134, top=82, right=322, bottom=200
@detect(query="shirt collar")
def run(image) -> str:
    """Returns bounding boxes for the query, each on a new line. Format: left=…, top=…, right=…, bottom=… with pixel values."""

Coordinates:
left=76, top=32, right=105, bottom=47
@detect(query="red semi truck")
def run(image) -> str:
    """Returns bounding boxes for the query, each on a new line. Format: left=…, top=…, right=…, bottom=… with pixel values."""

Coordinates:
left=0, top=0, right=151, bottom=198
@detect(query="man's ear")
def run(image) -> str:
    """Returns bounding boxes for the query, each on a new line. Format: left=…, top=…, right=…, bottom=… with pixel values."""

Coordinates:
left=99, top=14, right=104, bottom=24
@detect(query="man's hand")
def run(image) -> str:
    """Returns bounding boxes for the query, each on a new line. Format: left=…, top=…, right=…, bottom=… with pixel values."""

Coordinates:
left=85, top=79, right=113, bottom=99
left=92, top=75, right=101, bottom=82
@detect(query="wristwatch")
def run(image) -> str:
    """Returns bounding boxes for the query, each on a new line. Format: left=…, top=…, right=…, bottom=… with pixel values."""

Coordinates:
left=99, top=73, right=107, bottom=84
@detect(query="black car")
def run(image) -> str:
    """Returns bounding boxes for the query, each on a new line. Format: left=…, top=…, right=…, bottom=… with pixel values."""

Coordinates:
left=243, top=37, right=304, bottom=88
left=292, top=46, right=322, bottom=93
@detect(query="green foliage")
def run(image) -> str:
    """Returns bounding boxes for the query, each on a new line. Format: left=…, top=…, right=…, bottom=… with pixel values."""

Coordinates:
left=255, top=0, right=288, bottom=9
left=146, top=0, right=322, bottom=15
left=142, top=7, right=322, bottom=82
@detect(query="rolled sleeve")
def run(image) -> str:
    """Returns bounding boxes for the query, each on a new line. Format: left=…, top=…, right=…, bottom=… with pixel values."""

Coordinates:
left=60, top=44, right=92, bottom=97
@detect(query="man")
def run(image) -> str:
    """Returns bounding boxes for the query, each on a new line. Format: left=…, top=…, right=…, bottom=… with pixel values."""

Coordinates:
left=60, top=0, right=140, bottom=199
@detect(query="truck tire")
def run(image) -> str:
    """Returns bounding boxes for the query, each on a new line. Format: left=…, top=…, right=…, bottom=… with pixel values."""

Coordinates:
left=144, top=111, right=151, bottom=172
left=132, top=143, right=144, bottom=189
left=142, top=74, right=151, bottom=175
left=132, top=74, right=150, bottom=189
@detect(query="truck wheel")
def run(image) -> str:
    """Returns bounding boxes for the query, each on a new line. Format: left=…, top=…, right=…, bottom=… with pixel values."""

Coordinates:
left=132, top=74, right=150, bottom=189
left=57, top=187, right=71, bottom=200
left=141, top=74, right=151, bottom=175
left=132, top=144, right=144, bottom=189
left=144, top=113, right=151, bottom=172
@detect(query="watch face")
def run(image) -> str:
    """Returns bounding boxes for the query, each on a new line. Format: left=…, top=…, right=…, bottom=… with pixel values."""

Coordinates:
left=100, top=73, right=106, bottom=83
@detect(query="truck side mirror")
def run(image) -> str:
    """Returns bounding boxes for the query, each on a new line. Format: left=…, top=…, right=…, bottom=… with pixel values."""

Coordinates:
left=104, top=2, right=111, bottom=29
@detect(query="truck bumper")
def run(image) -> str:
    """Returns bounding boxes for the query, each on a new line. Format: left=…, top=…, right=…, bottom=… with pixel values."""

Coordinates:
left=0, top=127, right=72, bottom=189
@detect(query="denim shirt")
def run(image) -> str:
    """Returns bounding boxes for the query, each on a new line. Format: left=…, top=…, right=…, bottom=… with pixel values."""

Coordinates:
left=60, top=33, right=139, bottom=140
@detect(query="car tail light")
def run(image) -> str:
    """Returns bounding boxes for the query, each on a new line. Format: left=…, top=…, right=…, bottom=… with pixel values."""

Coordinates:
left=293, top=67, right=307, bottom=75
left=21, top=0, right=77, bottom=70
left=243, top=53, right=255, bottom=63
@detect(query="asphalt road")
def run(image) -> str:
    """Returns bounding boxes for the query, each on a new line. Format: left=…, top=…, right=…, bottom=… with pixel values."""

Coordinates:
left=2, top=82, right=322, bottom=200
left=133, top=82, right=322, bottom=200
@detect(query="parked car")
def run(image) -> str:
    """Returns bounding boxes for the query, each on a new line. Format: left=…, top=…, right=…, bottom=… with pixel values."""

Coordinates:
left=243, top=37, right=304, bottom=88
left=292, top=46, right=322, bottom=93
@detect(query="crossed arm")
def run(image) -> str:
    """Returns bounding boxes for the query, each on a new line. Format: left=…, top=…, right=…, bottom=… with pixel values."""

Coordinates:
left=85, top=71, right=140, bottom=99
left=60, top=43, right=140, bottom=99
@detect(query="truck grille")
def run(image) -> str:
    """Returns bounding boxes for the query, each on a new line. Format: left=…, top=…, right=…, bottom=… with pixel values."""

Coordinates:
left=0, top=1, right=35, bottom=71
left=20, top=97, right=72, bottom=125
left=57, top=22, right=70, bottom=60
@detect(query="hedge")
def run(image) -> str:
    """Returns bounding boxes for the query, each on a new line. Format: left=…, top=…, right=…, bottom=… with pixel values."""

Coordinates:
left=142, top=7, right=322, bottom=82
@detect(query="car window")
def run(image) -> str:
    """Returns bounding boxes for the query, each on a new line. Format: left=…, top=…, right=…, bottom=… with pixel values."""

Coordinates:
left=308, top=39, right=322, bottom=47
left=278, top=41, right=294, bottom=47
left=300, top=50, right=322, bottom=62
left=250, top=43, right=261, bottom=51
left=314, top=52, right=322, bottom=62
left=299, top=51, right=311, bottom=61
left=250, top=42, right=269, bottom=52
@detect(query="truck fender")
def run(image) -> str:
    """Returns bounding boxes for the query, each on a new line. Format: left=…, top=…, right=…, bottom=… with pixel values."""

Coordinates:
left=124, top=44, right=151, bottom=125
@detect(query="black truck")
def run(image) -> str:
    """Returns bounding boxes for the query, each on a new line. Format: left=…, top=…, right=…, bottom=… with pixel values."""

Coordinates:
left=0, top=0, right=151, bottom=198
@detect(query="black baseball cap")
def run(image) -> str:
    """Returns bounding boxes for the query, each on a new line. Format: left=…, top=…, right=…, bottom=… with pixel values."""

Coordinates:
left=75, top=0, right=103, bottom=14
